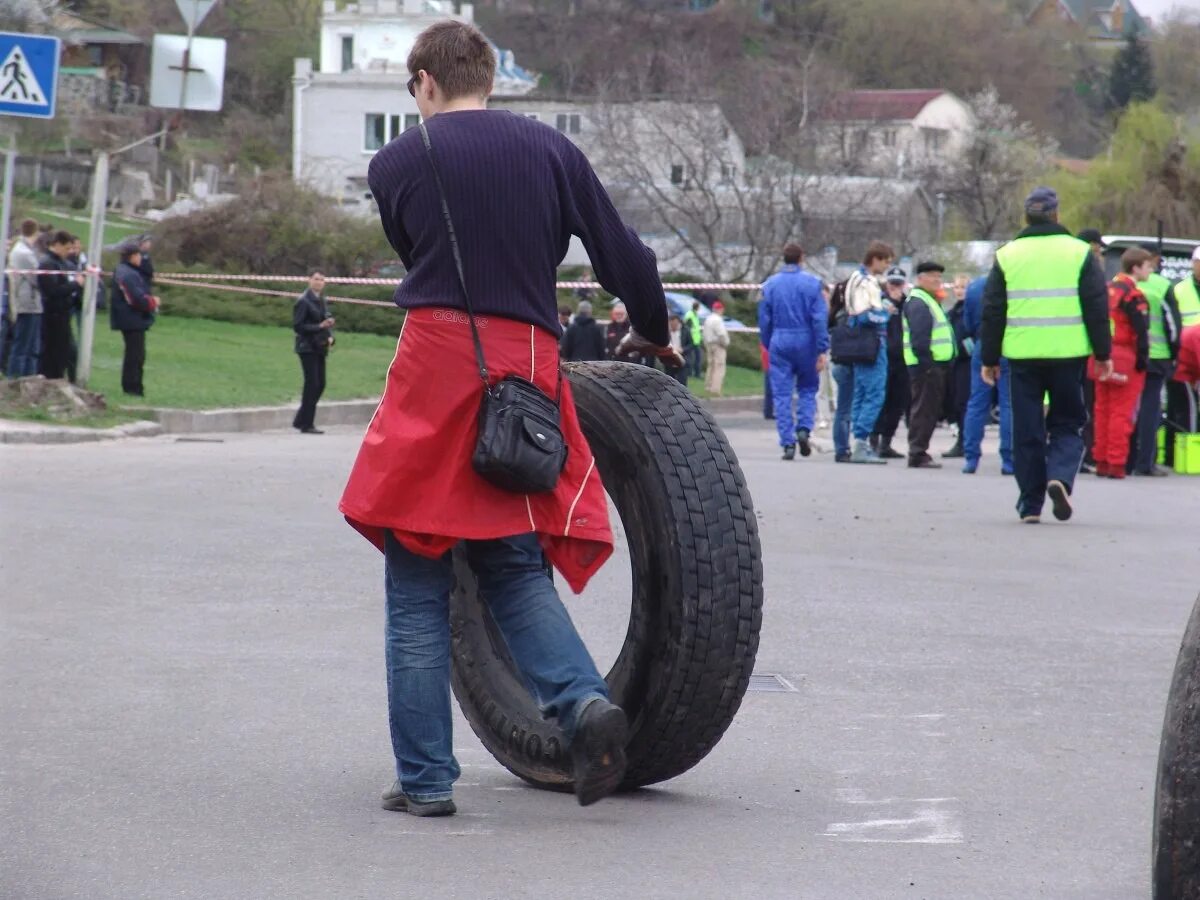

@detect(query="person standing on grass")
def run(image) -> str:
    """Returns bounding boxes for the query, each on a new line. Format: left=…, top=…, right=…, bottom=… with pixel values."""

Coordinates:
left=292, top=271, right=334, bottom=434
left=560, top=299, right=606, bottom=362
left=36, top=230, right=83, bottom=381
left=110, top=242, right=159, bottom=397
left=6, top=218, right=42, bottom=378
left=684, top=300, right=704, bottom=378
left=703, top=300, right=730, bottom=396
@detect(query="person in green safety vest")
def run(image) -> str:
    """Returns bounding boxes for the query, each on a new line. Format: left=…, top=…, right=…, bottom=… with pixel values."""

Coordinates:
left=1130, top=244, right=1183, bottom=476
left=979, top=186, right=1113, bottom=524
left=1164, top=245, right=1200, bottom=467
left=902, top=261, right=956, bottom=469
left=683, top=300, right=704, bottom=379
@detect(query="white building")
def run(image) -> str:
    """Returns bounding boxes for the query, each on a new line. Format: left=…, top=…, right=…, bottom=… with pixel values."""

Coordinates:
left=292, top=0, right=535, bottom=204
left=814, top=90, right=974, bottom=178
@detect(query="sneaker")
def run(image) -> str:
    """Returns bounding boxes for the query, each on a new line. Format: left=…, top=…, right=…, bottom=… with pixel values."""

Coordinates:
left=850, top=439, right=886, bottom=464
left=1133, top=466, right=1169, bottom=477
left=796, top=429, right=812, bottom=457
left=1021, top=513, right=1042, bottom=524
left=381, top=781, right=457, bottom=817
left=962, top=459, right=979, bottom=475
left=1047, top=480, right=1072, bottom=521
left=571, top=700, right=629, bottom=807
left=782, top=444, right=796, bottom=461
left=908, top=454, right=942, bottom=469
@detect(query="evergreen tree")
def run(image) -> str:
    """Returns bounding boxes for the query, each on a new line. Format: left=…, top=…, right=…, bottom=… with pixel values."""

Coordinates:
left=1108, top=32, right=1157, bottom=110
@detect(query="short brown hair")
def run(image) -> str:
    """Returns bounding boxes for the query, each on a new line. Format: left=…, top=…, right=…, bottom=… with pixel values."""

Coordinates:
left=783, top=242, right=804, bottom=264
left=408, top=21, right=495, bottom=101
left=49, top=229, right=73, bottom=247
left=19, top=218, right=37, bottom=237
left=1121, top=247, right=1152, bottom=274
left=863, top=241, right=894, bottom=266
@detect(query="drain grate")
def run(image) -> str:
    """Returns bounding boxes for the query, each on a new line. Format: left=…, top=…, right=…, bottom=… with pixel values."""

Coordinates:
left=747, top=673, right=798, bottom=693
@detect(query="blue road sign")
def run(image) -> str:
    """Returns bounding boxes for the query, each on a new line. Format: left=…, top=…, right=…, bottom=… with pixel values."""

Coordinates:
left=0, top=32, right=60, bottom=119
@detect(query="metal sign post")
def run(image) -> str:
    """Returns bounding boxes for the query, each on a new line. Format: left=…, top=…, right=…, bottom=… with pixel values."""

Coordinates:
left=75, top=152, right=109, bottom=387
left=0, top=140, right=16, bottom=266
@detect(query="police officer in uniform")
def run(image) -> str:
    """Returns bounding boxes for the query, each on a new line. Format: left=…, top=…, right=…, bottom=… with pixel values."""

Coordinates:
left=902, top=261, right=956, bottom=469
left=980, top=187, right=1112, bottom=523
left=1130, top=244, right=1181, bottom=476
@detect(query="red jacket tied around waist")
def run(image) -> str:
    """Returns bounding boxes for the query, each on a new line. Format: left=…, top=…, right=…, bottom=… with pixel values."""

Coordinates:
left=338, top=308, right=613, bottom=594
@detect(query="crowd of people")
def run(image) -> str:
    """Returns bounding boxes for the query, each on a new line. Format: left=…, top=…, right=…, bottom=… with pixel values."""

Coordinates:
left=2, top=219, right=158, bottom=396
left=757, top=185, right=1200, bottom=519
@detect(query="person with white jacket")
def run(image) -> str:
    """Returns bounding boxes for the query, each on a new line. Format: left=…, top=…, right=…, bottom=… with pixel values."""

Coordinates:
left=703, top=301, right=731, bottom=396
left=843, top=241, right=895, bottom=463
left=6, top=219, right=42, bottom=378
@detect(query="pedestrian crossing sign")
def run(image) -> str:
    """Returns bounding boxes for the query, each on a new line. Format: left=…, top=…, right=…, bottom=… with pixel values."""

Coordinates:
left=0, top=32, right=60, bottom=119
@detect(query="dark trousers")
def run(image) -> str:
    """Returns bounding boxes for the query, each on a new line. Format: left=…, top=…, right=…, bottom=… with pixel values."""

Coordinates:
left=121, top=329, right=146, bottom=396
left=1008, top=360, right=1087, bottom=518
left=1164, top=379, right=1199, bottom=466
left=686, top=344, right=703, bottom=379
left=907, top=364, right=946, bottom=458
left=1132, top=369, right=1166, bottom=473
left=762, top=367, right=773, bottom=418
left=294, top=351, right=326, bottom=430
left=6, top=313, right=41, bottom=377
left=948, top=356, right=971, bottom=435
left=1082, top=378, right=1096, bottom=464
left=873, top=356, right=910, bottom=442
left=39, top=312, right=73, bottom=380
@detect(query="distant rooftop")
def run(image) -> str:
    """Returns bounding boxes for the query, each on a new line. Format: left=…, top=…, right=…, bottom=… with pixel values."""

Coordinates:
left=820, top=90, right=947, bottom=122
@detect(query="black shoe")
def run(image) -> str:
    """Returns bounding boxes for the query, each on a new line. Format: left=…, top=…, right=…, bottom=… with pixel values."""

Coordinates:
left=381, top=781, right=456, bottom=817
left=571, top=700, right=628, bottom=807
left=1133, top=466, right=1169, bottom=478
left=300, top=427, right=324, bottom=434
left=877, top=442, right=904, bottom=460
left=941, top=440, right=964, bottom=459
left=908, top=454, right=942, bottom=469
left=1047, top=480, right=1072, bottom=521
left=868, top=434, right=880, bottom=452
left=782, top=444, right=796, bottom=460
left=796, top=429, right=811, bottom=457
left=835, top=452, right=851, bottom=463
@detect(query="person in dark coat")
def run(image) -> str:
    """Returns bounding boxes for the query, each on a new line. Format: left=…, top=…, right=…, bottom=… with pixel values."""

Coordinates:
left=560, top=300, right=605, bottom=362
left=36, top=230, right=83, bottom=380
left=110, top=242, right=159, bottom=396
left=870, top=266, right=910, bottom=458
left=293, top=271, right=334, bottom=434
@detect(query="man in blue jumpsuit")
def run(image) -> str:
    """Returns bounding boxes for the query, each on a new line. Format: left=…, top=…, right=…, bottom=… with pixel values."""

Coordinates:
left=760, top=242, right=830, bottom=460
left=961, top=273, right=1013, bottom=475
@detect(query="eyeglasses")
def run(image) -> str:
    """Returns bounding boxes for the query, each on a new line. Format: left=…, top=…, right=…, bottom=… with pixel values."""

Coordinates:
left=407, top=72, right=419, bottom=97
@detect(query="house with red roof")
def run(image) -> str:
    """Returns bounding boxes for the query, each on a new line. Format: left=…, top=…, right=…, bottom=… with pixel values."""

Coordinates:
left=815, top=89, right=974, bottom=179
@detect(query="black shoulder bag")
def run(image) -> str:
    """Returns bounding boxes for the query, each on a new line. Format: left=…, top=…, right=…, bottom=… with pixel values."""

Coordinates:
left=419, top=122, right=567, bottom=494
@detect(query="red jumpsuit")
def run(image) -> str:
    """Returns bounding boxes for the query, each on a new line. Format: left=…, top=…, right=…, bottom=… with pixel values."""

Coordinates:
left=1171, top=325, right=1200, bottom=433
left=1088, top=273, right=1149, bottom=478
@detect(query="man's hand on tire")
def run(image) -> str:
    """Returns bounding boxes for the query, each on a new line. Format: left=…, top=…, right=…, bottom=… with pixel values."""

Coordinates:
left=616, top=330, right=686, bottom=369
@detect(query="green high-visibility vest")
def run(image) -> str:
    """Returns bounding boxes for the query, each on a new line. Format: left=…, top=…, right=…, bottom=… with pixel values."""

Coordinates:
left=683, top=309, right=702, bottom=345
left=1142, top=271, right=1171, bottom=360
left=996, top=234, right=1092, bottom=360
left=902, top=287, right=956, bottom=366
left=1176, top=278, right=1200, bottom=330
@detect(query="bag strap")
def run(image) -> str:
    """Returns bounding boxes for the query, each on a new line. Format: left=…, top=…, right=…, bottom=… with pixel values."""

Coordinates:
left=419, top=122, right=489, bottom=387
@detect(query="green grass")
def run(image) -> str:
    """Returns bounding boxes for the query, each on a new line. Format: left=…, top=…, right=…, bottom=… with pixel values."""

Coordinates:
left=22, top=198, right=146, bottom=248
left=80, top=316, right=762, bottom=414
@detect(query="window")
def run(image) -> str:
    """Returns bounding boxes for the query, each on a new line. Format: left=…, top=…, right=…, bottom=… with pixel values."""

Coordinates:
left=341, top=36, right=354, bottom=73
left=364, top=113, right=421, bottom=151
left=556, top=113, right=582, bottom=135
left=364, top=113, right=386, bottom=151
left=670, top=164, right=685, bottom=186
left=923, top=128, right=947, bottom=154
left=881, top=129, right=898, bottom=148
left=720, top=163, right=735, bottom=183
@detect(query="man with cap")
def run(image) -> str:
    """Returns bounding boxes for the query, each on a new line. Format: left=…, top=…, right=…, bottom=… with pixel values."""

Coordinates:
left=1164, top=245, right=1200, bottom=466
left=759, top=241, right=829, bottom=459
left=981, top=187, right=1112, bottom=522
left=109, top=240, right=159, bottom=396
left=902, top=261, right=956, bottom=468
left=870, top=265, right=910, bottom=459
left=1130, top=243, right=1181, bottom=475
left=702, top=299, right=730, bottom=396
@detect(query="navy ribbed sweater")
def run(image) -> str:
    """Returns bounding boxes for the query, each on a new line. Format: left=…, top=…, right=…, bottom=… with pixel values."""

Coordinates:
left=367, top=109, right=669, bottom=345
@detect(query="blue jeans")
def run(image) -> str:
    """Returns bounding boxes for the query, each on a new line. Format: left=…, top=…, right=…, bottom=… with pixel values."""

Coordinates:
left=6, top=313, right=41, bottom=377
left=1007, top=360, right=1087, bottom=518
left=833, top=363, right=855, bottom=456
left=851, top=342, right=888, bottom=441
left=963, top=348, right=1012, bottom=467
left=384, top=531, right=609, bottom=801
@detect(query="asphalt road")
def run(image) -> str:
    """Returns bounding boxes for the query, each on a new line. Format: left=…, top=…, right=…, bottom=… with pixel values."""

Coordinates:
left=2, top=416, right=1197, bottom=899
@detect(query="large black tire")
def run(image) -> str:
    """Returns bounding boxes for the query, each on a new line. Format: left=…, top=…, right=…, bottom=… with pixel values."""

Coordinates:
left=449, top=361, right=763, bottom=790
left=1154, top=591, right=1200, bottom=899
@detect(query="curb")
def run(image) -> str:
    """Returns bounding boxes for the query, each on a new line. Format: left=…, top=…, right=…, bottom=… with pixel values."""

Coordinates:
left=1, top=394, right=767, bottom=442
left=0, top=419, right=163, bottom=445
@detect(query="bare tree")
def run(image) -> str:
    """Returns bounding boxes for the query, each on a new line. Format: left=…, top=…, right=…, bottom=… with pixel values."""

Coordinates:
left=0, top=0, right=59, bottom=32
left=939, top=87, right=1059, bottom=240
